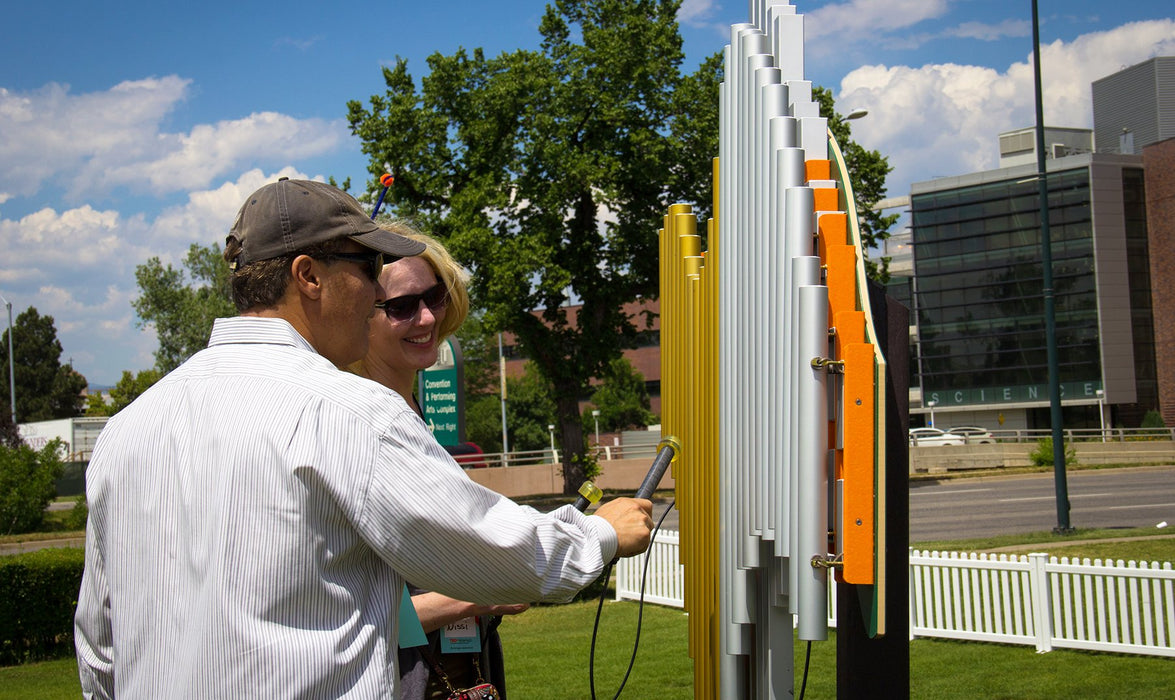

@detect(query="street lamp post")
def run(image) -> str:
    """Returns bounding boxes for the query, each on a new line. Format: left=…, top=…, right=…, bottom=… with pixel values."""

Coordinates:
left=1032, top=0, right=1073, bottom=533
left=591, top=409, right=601, bottom=446
left=1096, top=389, right=1106, bottom=443
left=498, top=333, right=509, bottom=465
left=0, top=294, right=14, bottom=425
left=548, top=424, right=556, bottom=453
left=927, top=399, right=937, bottom=428
left=845, top=108, right=869, bottom=121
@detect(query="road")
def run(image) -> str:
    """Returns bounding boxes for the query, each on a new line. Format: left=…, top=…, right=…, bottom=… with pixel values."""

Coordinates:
left=643, top=465, right=1175, bottom=543
left=9, top=467, right=1173, bottom=555
left=910, top=465, right=1175, bottom=542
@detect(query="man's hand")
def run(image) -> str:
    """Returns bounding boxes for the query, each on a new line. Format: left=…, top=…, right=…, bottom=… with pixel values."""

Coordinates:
left=593, top=497, right=654, bottom=558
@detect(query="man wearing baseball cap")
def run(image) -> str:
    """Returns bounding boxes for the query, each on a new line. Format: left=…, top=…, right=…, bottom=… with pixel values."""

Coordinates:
left=75, top=178, right=654, bottom=699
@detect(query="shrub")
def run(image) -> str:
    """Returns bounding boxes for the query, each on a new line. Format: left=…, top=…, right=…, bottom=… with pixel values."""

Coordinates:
left=1140, top=410, right=1165, bottom=429
left=64, top=496, right=88, bottom=532
left=0, top=547, right=85, bottom=665
left=572, top=449, right=602, bottom=482
left=1028, top=437, right=1077, bottom=467
left=0, top=439, right=66, bottom=535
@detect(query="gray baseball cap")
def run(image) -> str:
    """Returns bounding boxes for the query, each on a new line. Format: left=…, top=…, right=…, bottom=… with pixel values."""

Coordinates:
left=226, top=178, right=425, bottom=266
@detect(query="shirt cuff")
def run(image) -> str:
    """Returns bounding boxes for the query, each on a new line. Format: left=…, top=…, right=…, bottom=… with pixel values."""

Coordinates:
left=549, top=503, right=619, bottom=565
left=581, top=510, right=619, bottom=563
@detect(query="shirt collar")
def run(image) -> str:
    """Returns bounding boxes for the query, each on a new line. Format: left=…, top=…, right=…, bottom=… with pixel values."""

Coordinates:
left=208, top=316, right=317, bottom=354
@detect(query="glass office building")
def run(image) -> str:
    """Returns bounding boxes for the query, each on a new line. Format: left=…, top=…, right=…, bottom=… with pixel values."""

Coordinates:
left=907, top=153, right=1155, bottom=430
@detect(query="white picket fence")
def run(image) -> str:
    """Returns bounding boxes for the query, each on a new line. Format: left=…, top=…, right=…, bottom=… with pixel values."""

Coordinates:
left=615, top=531, right=1175, bottom=657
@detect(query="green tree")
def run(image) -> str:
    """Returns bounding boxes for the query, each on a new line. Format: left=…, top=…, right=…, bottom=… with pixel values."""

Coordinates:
left=1140, top=410, right=1166, bottom=429
left=0, top=308, right=87, bottom=422
left=666, top=49, right=724, bottom=226
left=85, top=369, right=163, bottom=416
left=503, top=364, right=558, bottom=453
left=348, top=0, right=691, bottom=493
left=465, top=363, right=565, bottom=455
left=466, top=393, right=506, bottom=453
left=0, top=406, right=20, bottom=448
left=0, top=438, right=65, bottom=534
left=451, top=312, right=499, bottom=399
left=133, top=243, right=235, bottom=374
left=586, top=357, right=655, bottom=433
left=814, top=86, right=899, bottom=282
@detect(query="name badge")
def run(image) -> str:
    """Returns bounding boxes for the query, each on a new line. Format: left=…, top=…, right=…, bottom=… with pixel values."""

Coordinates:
left=440, top=616, right=482, bottom=654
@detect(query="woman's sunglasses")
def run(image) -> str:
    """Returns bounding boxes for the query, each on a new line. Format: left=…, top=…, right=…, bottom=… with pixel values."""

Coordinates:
left=376, top=282, right=450, bottom=322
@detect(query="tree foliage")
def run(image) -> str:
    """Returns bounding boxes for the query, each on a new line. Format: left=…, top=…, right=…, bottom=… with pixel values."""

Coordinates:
left=451, top=312, right=499, bottom=399
left=467, top=363, right=559, bottom=454
left=133, top=243, right=235, bottom=374
left=0, top=407, right=20, bottom=449
left=585, top=357, right=655, bottom=433
left=0, top=438, right=65, bottom=535
left=0, top=308, right=87, bottom=422
left=348, top=0, right=701, bottom=493
left=347, top=1, right=897, bottom=492
left=813, top=86, right=899, bottom=282
left=85, top=369, right=163, bottom=417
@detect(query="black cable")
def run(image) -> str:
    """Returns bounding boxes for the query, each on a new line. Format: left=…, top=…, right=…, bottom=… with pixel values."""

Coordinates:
left=588, top=498, right=676, bottom=700
left=611, top=499, right=675, bottom=699
left=588, top=560, right=613, bottom=700
left=799, top=640, right=812, bottom=700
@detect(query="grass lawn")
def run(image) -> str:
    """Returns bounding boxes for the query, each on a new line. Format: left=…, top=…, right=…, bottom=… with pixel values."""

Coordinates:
left=913, top=525, right=1175, bottom=564
left=8, top=598, right=1173, bottom=699
left=4, top=506, right=1172, bottom=698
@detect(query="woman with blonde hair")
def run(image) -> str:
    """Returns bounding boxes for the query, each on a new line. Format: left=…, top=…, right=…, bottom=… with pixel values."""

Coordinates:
left=353, top=222, right=526, bottom=700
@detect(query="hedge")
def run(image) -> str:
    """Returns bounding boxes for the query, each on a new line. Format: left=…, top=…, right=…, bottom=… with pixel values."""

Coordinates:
left=0, top=547, right=84, bottom=665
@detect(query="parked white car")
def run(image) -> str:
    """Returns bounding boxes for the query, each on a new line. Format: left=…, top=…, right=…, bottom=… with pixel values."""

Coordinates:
left=908, top=427, right=966, bottom=446
left=946, top=426, right=996, bottom=444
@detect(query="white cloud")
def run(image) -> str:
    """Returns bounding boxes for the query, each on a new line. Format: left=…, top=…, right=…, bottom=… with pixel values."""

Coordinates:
left=0, top=77, right=191, bottom=200
left=274, top=35, right=323, bottom=51
left=948, top=19, right=1031, bottom=42
left=105, top=112, right=346, bottom=195
left=806, top=0, right=950, bottom=43
left=0, top=75, right=355, bottom=385
left=0, top=167, right=318, bottom=386
left=834, top=19, right=1175, bottom=195
left=0, top=77, right=348, bottom=204
left=678, top=0, right=720, bottom=26
left=0, top=204, right=139, bottom=273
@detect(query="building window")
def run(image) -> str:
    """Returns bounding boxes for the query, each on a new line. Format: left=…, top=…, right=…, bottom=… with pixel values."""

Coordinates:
left=911, top=169, right=1100, bottom=406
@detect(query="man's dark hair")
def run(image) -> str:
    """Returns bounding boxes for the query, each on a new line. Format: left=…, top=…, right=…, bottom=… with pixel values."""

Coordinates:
left=223, top=237, right=352, bottom=312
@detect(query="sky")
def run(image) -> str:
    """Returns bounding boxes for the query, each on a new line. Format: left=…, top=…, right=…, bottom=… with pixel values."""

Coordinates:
left=2, top=0, right=1173, bottom=388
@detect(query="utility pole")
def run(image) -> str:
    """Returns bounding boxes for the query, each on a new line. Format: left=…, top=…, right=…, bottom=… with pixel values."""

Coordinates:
left=1032, top=0, right=1073, bottom=533
left=1, top=294, right=14, bottom=425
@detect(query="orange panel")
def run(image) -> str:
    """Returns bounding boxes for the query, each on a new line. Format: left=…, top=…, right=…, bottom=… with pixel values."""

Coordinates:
left=812, top=186, right=839, bottom=213
left=833, top=311, right=865, bottom=357
left=832, top=310, right=864, bottom=485
left=805, top=159, right=831, bottom=181
left=841, top=342, right=876, bottom=585
left=826, top=244, right=857, bottom=319
left=818, top=212, right=847, bottom=248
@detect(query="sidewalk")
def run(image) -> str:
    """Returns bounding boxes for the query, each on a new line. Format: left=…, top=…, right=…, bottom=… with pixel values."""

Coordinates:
left=0, top=536, right=84, bottom=555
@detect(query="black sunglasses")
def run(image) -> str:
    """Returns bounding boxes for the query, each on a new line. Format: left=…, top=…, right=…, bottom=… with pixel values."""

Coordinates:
left=314, top=252, right=385, bottom=281
left=376, top=282, right=450, bottom=322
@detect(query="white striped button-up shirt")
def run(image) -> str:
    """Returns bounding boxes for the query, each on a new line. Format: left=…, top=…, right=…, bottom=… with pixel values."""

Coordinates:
left=74, top=316, right=616, bottom=699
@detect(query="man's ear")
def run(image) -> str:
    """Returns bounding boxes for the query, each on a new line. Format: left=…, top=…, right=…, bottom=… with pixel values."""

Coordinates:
left=290, top=255, right=324, bottom=300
